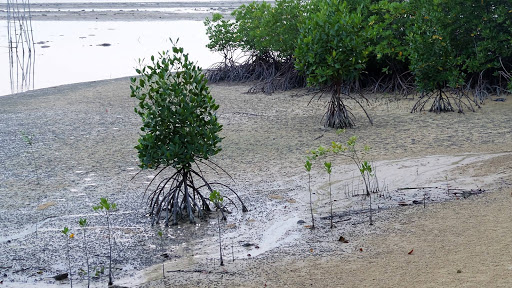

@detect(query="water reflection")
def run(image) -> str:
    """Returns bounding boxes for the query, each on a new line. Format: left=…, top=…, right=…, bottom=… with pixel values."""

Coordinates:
left=7, top=0, right=36, bottom=94
left=1, top=19, right=221, bottom=96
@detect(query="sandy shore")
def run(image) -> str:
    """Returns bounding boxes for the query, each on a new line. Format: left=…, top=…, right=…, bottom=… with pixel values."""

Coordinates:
left=0, top=78, right=511, bottom=287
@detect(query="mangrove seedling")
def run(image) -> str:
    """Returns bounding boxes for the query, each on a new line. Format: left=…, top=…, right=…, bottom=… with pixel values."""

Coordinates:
left=309, top=133, right=378, bottom=225
left=157, top=231, right=165, bottom=278
left=209, top=190, right=225, bottom=266
left=304, top=160, right=314, bottom=229
left=93, top=198, right=117, bottom=286
left=131, top=40, right=247, bottom=226
left=61, top=227, right=73, bottom=288
left=20, top=131, right=39, bottom=184
left=78, top=218, right=90, bottom=288
left=359, top=160, right=374, bottom=225
left=324, top=162, right=333, bottom=229
left=93, top=266, right=105, bottom=280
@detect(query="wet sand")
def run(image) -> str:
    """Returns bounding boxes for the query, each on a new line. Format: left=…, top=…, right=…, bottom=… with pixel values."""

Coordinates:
left=0, top=77, right=511, bottom=287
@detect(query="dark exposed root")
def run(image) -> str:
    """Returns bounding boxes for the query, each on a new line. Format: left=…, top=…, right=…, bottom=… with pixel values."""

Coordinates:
left=468, top=70, right=505, bottom=104
left=411, top=89, right=454, bottom=113
left=205, top=52, right=306, bottom=94
left=364, top=70, right=416, bottom=97
left=324, top=89, right=355, bottom=129
left=411, top=88, right=477, bottom=114
left=312, top=83, right=373, bottom=129
left=347, top=92, right=374, bottom=126
left=465, top=61, right=512, bottom=104
left=143, top=166, right=247, bottom=226
left=247, top=60, right=306, bottom=94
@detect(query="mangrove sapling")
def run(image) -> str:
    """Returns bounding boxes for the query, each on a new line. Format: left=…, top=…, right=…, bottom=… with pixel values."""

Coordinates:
left=330, top=135, right=376, bottom=196
left=131, top=40, right=247, bottom=226
left=358, top=160, right=374, bottom=225
left=78, top=218, right=90, bottom=288
left=61, top=227, right=73, bottom=288
left=309, top=134, right=378, bottom=225
left=324, top=162, right=333, bottom=229
left=336, top=136, right=376, bottom=225
left=209, top=190, right=225, bottom=266
left=21, top=131, right=41, bottom=238
left=93, top=198, right=117, bottom=286
left=304, top=160, right=314, bottom=229
left=93, top=266, right=105, bottom=280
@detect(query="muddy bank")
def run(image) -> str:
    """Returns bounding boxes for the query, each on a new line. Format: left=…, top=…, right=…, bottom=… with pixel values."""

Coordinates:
left=0, top=79, right=511, bottom=287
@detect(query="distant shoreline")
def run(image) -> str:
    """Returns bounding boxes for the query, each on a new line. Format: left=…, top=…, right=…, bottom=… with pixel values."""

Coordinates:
left=0, top=1, right=274, bottom=21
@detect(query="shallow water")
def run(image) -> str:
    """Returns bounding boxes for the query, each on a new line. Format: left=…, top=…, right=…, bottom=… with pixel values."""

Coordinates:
left=1, top=20, right=222, bottom=96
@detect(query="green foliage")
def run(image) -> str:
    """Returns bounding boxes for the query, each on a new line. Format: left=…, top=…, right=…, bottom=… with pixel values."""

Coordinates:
left=438, top=0, right=512, bottom=73
left=61, top=226, right=73, bottom=287
left=131, top=41, right=222, bottom=171
left=307, top=134, right=376, bottom=225
left=308, top=135, right=375, bottom=195
left=264, top=0, right=310, bottom=58
left=231, top=1, right=271, bottom=55
left=93, top=198, right=117, bottom=212
left=295, top=0, right=372, bottom=88
left=204, top=0, right=310, bottom=93
left=324, top=162, right=332, bottom=174
left=304, top=157, right=315, bottom=229
left=203, top=0, right=512, bottom=96
left=406, top=0, right=463, bottom=92
left=209, top=189, right=226, bottom=265
left=209, top=190, right=224, bottom=204
left=94, top=266, right=105, bottom=278
left=20, top=131, right=34, bottom=146
left=79, top=218, right=87, bottom=227
left=360, top=161, right=373, bottom=176
left=295, top=0, right=374, bottom=128
left=406, top=0, right=512, bottom=93
left=369, top=0, right=410, bottom=64
left=304, top=159, right=312, bottom=172
left=204, top=13, right=239, bottom=59
left=231, top=0, right=307, bottom=59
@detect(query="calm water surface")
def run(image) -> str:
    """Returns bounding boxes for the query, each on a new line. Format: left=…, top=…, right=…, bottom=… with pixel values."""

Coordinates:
left=1, top=20, right=222, bottom=96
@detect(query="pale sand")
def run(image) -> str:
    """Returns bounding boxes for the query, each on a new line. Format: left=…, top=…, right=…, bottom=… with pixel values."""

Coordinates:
left=0, top=78, right=511, bottom=287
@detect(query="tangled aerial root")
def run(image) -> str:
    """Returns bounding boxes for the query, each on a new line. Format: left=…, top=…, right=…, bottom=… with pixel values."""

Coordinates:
left=143, top=166, right=248, bottom=226
left=411, top=89, right=478, bottom=114
left=205, top=53, right=306, bottom=94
